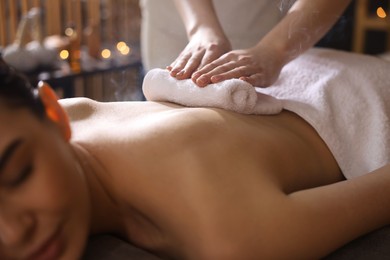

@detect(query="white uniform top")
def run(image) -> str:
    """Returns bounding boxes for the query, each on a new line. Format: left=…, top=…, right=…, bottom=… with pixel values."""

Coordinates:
left=140, top=0, right=284, bottom=71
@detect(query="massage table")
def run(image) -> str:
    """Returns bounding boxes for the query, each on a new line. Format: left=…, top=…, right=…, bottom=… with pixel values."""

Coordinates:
left=83, top=227, right=390, bottom=259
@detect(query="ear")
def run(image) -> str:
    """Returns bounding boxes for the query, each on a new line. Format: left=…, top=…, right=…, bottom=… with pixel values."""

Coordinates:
left=37, top=81, right=71, bottom=141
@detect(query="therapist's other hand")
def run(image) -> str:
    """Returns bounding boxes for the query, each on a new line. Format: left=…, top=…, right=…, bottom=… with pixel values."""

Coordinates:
left=191, top=44, right=285, bottom=88
left=167, top=30, right=231, bottom=80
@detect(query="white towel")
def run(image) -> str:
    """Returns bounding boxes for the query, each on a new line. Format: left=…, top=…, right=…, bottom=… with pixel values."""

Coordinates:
left=142, top=68, right=283, bottom=115
left=260, top=48, right=390, bottom=179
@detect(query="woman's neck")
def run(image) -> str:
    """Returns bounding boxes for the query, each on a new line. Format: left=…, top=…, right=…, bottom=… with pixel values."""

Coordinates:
left=71, top=142, right=127, bottom=238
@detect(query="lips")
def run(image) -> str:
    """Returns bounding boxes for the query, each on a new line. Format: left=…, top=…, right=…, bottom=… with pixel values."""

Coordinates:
left=27, top=227, right=64, bottom=260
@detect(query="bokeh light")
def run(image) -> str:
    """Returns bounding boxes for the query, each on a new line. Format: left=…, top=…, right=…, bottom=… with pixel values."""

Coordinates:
left=101, top=49, right=112, bottom=59
left=377, top=7, right=387, bottom=19
left=59, top=50, right=69, bottom=60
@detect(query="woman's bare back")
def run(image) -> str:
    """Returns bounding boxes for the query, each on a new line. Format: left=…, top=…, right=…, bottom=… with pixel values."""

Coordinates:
left=61, top=98, right=345, bottom=258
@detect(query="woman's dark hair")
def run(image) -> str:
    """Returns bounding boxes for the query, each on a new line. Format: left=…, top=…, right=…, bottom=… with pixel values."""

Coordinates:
left=0, top=57, right=45, bottom=118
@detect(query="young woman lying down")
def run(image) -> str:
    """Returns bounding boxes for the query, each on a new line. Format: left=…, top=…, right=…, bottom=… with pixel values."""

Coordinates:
left=0, top=48, right=389, bottom=260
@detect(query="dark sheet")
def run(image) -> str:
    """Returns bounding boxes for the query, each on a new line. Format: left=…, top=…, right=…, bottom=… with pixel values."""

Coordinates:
left=83, top=226, right=390, bottom=259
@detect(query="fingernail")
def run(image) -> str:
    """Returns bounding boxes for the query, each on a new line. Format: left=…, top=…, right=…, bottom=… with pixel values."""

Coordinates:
left=196, top=77, right=208, bottom=87
left=170, top=70, right=178, bottom=76
left=197, top=77, right=206, bottom=84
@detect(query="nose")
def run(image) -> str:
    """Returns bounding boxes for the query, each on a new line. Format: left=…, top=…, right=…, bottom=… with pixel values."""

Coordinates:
left=0, top=210, right=34, bottom=247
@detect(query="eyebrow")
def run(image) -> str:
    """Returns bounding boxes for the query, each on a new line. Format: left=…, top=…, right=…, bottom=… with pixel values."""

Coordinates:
left=0, top=139, right=23, bottom=173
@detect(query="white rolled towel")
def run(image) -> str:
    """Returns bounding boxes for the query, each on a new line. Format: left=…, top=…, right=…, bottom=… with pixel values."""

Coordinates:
left=142, top=68, right=283, bottom=115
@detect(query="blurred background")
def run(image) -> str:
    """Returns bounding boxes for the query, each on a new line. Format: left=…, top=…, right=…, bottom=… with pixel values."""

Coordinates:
left=0, top=0, right=388, bottom=101
left=316, top=0, right=390, bottom=54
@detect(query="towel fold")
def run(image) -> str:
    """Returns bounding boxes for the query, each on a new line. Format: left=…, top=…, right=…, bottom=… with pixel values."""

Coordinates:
left=142, top=68, right=283, bottom=115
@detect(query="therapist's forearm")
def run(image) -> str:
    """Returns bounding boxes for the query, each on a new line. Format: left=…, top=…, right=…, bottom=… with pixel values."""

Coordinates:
left=259, top=0, right=352, bottom=64
left=172, top=0, right=225, bottom=39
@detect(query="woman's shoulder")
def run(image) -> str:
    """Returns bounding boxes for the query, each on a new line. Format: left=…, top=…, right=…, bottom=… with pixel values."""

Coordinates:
left=59, top=97, right=99, bottom=122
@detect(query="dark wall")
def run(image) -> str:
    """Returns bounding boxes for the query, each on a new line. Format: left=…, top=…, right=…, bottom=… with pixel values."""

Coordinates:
left=316, top=0, right=388, bottom=54
left=316, top=1, right=355, bottom=51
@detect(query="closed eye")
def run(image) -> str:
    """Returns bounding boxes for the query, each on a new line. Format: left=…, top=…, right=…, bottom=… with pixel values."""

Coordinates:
left=6, top=164, right=33, bottom=188
left=0, top=139, right=22, bottom=174
left=0, top=138, right=34, bottom=188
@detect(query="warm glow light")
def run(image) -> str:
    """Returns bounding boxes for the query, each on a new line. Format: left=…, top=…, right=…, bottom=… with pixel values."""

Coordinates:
left=120, top=46, right=131, bottom=55
left=65, top=27, right=75, bottom=37
left=377, top=7, right=387, bottom=19
left=59, top=50, right=69, bottom=60
left=101, top=49, right=112, bottom=59
left=116, top=41, right=127, bottom=52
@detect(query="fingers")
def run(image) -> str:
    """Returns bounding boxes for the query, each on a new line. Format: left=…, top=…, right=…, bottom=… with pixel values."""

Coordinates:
left=167, top=54, right=189, bottom=76
left=191, top=65, right=221, bottom=87
left=193, top=53, right=257, bottom=87
left=210, top=66, right=254, bottom=83
left=192, top=54, right=282, bottom=87
left=191, top=56, right=229, bottom=85
left=195, top=65, right=276, bottom=88
left=168, top=49, right=205, bottom=79
left=175, top=52, right=204, bottom=80
left=194, top=63, right=249, bottom=87
left=192, top=51, right=251, bottom=86
left=168, top=46, right=282, bottom=87
left=169, top=45, right=224, bottom=80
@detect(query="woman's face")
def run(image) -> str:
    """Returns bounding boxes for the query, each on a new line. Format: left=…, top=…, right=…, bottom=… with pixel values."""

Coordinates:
left=0, top=105, right=90, bottom=260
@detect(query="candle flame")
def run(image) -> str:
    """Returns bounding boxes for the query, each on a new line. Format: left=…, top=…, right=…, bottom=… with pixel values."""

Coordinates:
left=377, top=7, right=387, bottom=19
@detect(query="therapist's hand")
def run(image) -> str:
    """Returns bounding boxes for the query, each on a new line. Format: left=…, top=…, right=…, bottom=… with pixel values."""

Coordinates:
left=191, top=44, right=285, bottom=88
left=167, top=29, right=231, bottom=80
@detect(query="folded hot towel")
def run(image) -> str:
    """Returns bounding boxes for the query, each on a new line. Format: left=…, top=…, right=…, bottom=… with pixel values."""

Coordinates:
left=142, top=68, right=283, bottom=115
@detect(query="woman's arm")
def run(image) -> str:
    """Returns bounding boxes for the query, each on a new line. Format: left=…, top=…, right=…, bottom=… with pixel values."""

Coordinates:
left=172, top=0, right=223, bottom=39
left=192, top=0, right=353, bottom=87
left=261, top=0, right=352, bottom=66
left=168, top=0, right=231, bottom=79
left=182, top=164, right=390, bottom=259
